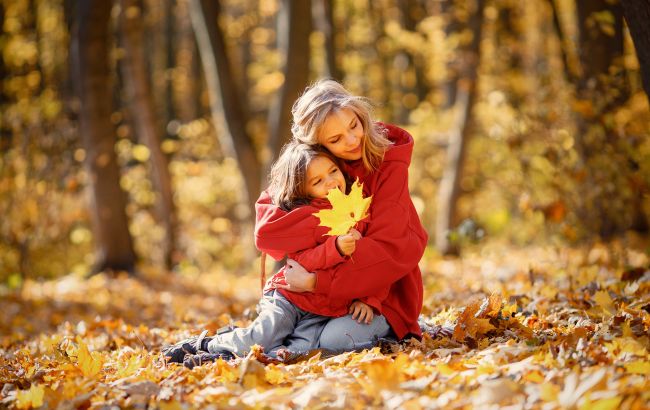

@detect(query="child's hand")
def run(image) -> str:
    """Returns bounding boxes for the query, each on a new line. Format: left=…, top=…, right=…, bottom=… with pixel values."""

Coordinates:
left=335, top=228, right=362, bottom=256
left=348, top=228, right=362, bottom=240
left=349, top=300, right=374, bottom=324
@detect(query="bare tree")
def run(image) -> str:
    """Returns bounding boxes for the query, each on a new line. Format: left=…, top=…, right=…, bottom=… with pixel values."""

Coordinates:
left=313, top=0, right=341, bottom=80
left=435, top=0, right=486, bottom=255
left=189, top=0, right=261, bottom=212
left=71, top=0, right=137, bottom=273
left=0, top=1, right=9, bottom=151
left=119, top=0, right=177, bottom=269
left=573, top=0, right=636, bottom=237
left=173, top=0, right=201, bottom=122
left=621, top=0, right=650, bottom=104
left=267, top=0, right=312, bottom=168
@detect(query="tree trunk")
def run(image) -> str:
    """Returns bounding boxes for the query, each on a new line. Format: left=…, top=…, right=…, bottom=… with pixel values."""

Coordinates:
left=119, top=0, right=177, bottom=269
left=313, top=0, right=341, bottom=80
left=267, top=0, right=312, bottom=169
left=549, top=0, right=578, bottom=84
left=576, top=0, right=626, bottom=105
left=71, top=0, right=137, bottom=273
left=397, top=0, right=428, bottom=103
left=574, top=0, right=630, bottom=237
left=621, top=0, right=650, bottom=232
left=189, top=0, right=261, bottom=214
left=440, top=0, right=462, bottom=109
left=173, top=0, right=200, bottom=122
left=435, top=0, right=485, bottom=255
left=621, top=0, right=650, bottom=104
left=0, top=1, right=9, bottom=151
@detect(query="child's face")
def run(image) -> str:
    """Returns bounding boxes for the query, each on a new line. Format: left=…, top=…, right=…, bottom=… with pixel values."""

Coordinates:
left=317, top=108, right=364, bottom=161
left=305, top=155, right=346, bottom=199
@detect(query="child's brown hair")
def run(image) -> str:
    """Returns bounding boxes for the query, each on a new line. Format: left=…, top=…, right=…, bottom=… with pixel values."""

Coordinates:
left=268, top=141, right=345, bottom=212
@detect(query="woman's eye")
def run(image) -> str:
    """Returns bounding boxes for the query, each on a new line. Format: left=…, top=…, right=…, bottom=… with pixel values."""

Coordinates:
left=331, top=137, right=340, bottom=144
left=351, top=122, right=357, bottom=129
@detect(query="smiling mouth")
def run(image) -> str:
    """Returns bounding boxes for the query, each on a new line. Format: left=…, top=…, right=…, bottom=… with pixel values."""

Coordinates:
left=348, top=145, right=361, bottom=154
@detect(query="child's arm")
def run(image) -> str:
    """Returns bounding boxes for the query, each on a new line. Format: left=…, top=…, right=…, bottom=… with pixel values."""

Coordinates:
left=291, top=228, right=362, bottom=272
left=291, top=236, right=343, bottom=272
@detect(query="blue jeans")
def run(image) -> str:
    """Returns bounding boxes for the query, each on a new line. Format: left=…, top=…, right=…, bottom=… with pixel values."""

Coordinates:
left=318, top=314, right=392, bottom=351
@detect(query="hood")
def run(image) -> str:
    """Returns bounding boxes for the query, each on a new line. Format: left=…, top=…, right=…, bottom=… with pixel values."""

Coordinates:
left=342, top=122, right=414, bottom=178
left=380, top=123, right=414, bottom=167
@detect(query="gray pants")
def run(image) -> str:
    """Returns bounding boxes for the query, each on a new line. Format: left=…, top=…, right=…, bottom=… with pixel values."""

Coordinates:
left=207, top=290, right=392, bottom=356
left=318, top=313, right=391, bottom=351
left=206, top=291, right=329, bottom=356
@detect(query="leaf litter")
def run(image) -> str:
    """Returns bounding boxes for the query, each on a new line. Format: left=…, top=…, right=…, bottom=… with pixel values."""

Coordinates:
left=1, top=240, right=650, bottom=409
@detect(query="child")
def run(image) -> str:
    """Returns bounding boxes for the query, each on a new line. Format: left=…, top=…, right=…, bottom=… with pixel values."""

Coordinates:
left=163, top=141, right=380, bottom=367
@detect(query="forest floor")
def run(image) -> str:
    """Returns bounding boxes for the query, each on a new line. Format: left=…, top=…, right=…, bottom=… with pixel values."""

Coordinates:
left=1, top=236, right=650, bottom=409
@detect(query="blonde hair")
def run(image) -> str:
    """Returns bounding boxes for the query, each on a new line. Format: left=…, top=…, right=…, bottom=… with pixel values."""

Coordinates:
left=268, top=141, right=343, bottom=211
left=291, top=79, right=392, bottom=172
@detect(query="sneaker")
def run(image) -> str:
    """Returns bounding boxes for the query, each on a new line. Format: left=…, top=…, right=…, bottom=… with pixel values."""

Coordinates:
left=162, top=330, right=212, bottom=363
left=183, top=351, right=234, bottom=369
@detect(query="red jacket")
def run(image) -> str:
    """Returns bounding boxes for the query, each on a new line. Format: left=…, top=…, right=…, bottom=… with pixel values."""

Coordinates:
left=255, top=194, right=383, bottom=316
left=310, top=123, right=427, bottom=339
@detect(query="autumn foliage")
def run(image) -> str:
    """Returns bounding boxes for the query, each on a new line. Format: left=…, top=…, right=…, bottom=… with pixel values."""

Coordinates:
left=2, top=242, right=650, bottom=408
left=1, top=0, right=650, bottom=408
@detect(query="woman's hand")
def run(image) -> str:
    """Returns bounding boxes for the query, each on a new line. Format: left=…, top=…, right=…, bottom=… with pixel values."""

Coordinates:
left=277, top=259, right=316, bottom=292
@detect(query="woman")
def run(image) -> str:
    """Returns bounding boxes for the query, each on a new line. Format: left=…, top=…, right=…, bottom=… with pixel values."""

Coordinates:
left=273, top=79, right=428, bottom=350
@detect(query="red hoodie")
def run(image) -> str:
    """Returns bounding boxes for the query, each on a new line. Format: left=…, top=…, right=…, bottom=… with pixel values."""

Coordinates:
left=256, top=124, right=427, bottom=339
left=311, top=123, right=427, bottom=339
left=255, top=192, right=382, bottom=316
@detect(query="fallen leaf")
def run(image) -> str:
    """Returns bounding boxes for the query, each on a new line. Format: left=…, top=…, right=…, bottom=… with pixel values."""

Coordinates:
left=593, top=290, right=616, bottom=316
left=624, top=361, right=650, bottom=375
left=15, top=384, right=44, bottom=410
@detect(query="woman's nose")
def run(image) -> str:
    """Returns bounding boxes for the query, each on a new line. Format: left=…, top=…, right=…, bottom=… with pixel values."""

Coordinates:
left=344, top=132, right=357, bottom=145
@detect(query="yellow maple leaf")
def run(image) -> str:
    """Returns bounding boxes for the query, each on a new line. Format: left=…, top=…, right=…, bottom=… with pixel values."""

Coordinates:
left=15, top=384, right=44, bottom=409
left=314, top=179, right=372, bottom=235
left=76, top=340, right=103, bottom=378
left=624, top=360, right=650, bottom=374
left=593, top=290, right=616, bottom=316
left=265, top=364, right=288, bottom=385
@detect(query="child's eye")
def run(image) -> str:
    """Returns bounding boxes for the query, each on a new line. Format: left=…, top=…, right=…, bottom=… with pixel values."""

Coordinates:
left=312, top=179, right=321, bottom=186
left=330, top=137, right=340, bottom=144
left=351, top=121, right=357, bottom=129
left=330, top=168, right=339, bottom=174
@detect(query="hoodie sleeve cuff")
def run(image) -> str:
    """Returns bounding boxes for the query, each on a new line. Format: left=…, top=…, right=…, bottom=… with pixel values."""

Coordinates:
left=361, top=296, right=383, bottom=314
left=325, top=236, right=346, bottom=265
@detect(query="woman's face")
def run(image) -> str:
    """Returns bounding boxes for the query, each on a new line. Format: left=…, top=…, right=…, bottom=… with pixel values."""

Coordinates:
left=304, top=155, right=346, bottom=199
left=317, top=108, right=364, bottom=161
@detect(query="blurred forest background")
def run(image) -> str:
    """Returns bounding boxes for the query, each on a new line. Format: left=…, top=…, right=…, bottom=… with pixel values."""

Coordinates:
left=1, top=0, right=649, bottom=286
